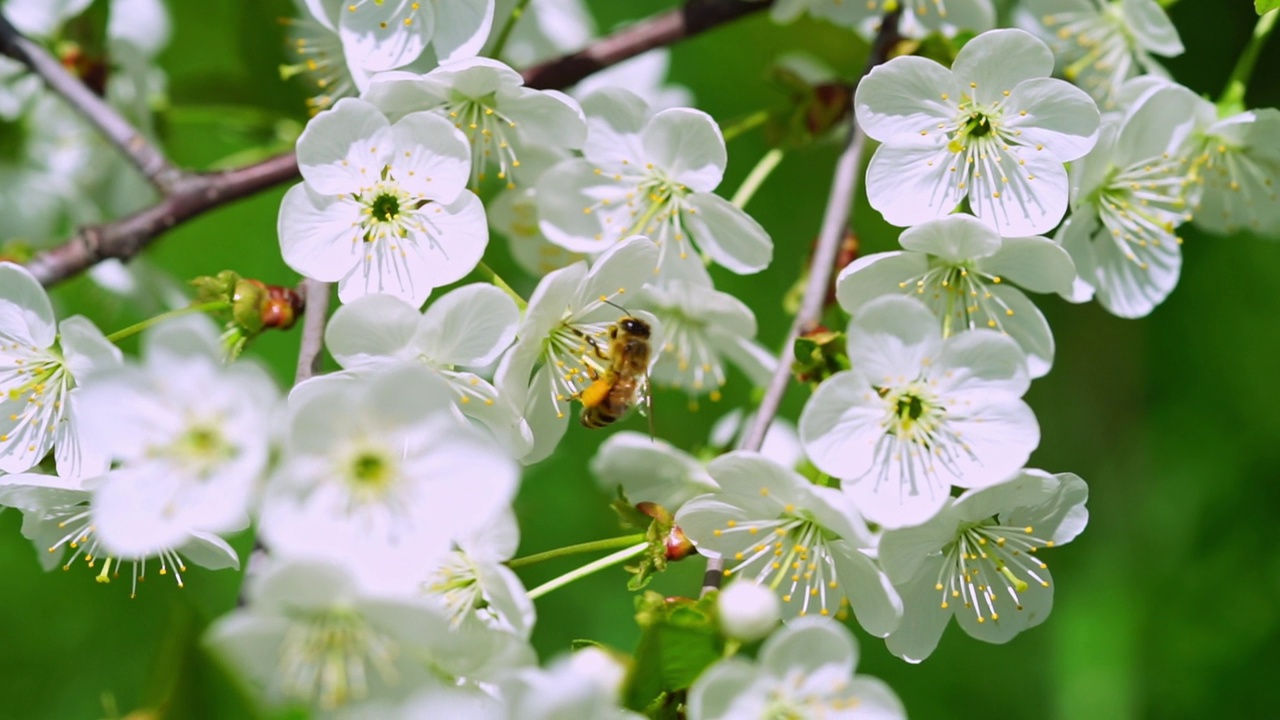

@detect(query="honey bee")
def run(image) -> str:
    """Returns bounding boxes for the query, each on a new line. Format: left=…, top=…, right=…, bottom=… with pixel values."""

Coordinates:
left=579, top=315, right=653, bottom=430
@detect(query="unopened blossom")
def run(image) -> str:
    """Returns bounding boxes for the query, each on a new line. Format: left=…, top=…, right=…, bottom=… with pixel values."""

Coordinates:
left=363, top=57, right=587, bottom=189
left=799, top=295, right=1037, bottom=528
left=0, top=472, right=240, bottom=596
left=76, top=316, right=278, bottom=558
left=1188, top=108, right=1280, bottom=237
left=879, top=470, right=1088, bottom=662
left=0, top=263, right=121, bottom=479
left=856, top=28, right=1100, bottom=237
left=687, top=617, right=906, bottom=720
left=494, top=236, right=660, bottom=463
left=717, top=580, right=782, bottom=642
left=1022, top=0, right=1183, bottom=109
left=837, top=214, right=1075, bottom=378
left=771, top=0, right=993, bottom=35
left=280, top=97, right=487, bottom=306
left=676, top=452, right=902, bottom=634
left=1058, top=81, right=1208, bottom=318
left=324, top=286, right=532, bottom=456
left=206, top=558, right=531, bottom=713
left=635, top=280, right=775, bottom=401
left=536, top=88, right=771, bottom=285
left=260, top=364, right=518, bottom=597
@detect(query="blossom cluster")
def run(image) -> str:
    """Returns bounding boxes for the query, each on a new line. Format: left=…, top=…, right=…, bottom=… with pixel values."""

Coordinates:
left=0, top=0, right=1275, bottom=717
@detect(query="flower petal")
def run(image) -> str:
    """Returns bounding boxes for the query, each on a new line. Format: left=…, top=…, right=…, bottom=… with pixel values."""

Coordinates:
left=967, top=140, right=1069, bottom=237
left=866, top=143, right=966, bottom=228
left=1004, top=77, right=1100, bottom=162
left=417, top=283, right=519, bottom=366
left=835, top=251, right=929, bottom=314
left=952, top=29, right=1054, bottom=105
left=428, top=0, right=494, bottom=63
left=854, top=56, right=958, bottom=144
left=389, top=111, right=472, bottom=200
left=760, top=616, right=856, bottom=678
left=884, top=565, right=954, bottom=663
left=325, top=293, right=422, bottom=367
left=501, top=87, right=587, bottom=150
left=1123, top=0, right=1183, bottom=56
left=278, top=183, right=364, bottom=283
left=338, top=0, right=433, bottom=72
left=296, top=97, right=392, bottom=194
left=682, top=192, right=772, bottom=275
left=899, top=214, right=1001, bottom=261
left=0, top=262, right=55, bottom=347
left=829, top=542, right=904, bottom=638
left=642, top=108, right=726, bottom=192
left=980, top=235, right=1075, bottom=294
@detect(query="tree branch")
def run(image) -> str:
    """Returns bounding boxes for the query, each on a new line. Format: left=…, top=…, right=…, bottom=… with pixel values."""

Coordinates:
left=0, top=12, right=184, bottom=193
left=294, top=280, right=331, bottom=384
left=25, top=0, right=773, bottom=289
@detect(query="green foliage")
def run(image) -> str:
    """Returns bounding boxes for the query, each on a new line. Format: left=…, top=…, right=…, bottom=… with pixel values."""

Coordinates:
left=1257, top=1, right=1279, bottom=15
left=622, top=591, right=724, bottom=717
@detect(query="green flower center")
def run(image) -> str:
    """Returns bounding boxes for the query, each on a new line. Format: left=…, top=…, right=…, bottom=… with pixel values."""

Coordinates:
left=370, top=192, right=400, bottom=223
left=350, top=451, right=392, bottom=487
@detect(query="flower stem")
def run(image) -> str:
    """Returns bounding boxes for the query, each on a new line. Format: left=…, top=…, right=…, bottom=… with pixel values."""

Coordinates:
left=476, top=261, right=528, bottom=311
left=720, top=110, right=769, bottom=143
left=1220, top=9, right=1278, bottom=113
left=731, top=148, right=785, bottom=209
left=489, top=0, right=533, bottom=60
left=525, top=542, right=649, bottom=600
left=105, top=301, right=230, bottom=343
left=508, top=533, right=647, bottom=569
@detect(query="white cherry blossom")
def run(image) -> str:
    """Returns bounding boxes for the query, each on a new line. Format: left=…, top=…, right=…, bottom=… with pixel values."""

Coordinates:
left=879, top=470, right=1088, bottom=662
left=855, top=28, right=1100, bottom=237
left=260, top=364, right=518, bottom=598
left=364, top=57, right=586, bottom=190
left=423, top=509, right=534, bottom=639
left=494, top=236, right=660, bottom=463
left=280, top=97, right=487, bottom=306
left=1188, top=108, right=1280, bottom=237
left=836, top=214, right=1075, bottom=378
left=799, top=295, right=1038, bottom=528
left=0, top=263, right=121, bottom=479
left=1022, top=0, right=1183, bottom=109
left=1058, top=81, right=1209, bottom=318
left=536, top=88, right=771, bottom=285
left=76, top=316, right=278, bottom=558
left=324, top=286, right=532, bottom=456
left=771, top=0, right=993, bottom=36
left=675, top=452, right=902, bottom=634
left=687, top=617, right=905, bottom=720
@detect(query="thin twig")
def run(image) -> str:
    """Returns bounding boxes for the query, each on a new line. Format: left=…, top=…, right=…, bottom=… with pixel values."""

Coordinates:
left=294, top=279, right=330, bottom=384
left=25, top=0, right=773, bottom=289
left=0, top=13, right=184, bottom=193
left=703, top=12, right=901, bottom=596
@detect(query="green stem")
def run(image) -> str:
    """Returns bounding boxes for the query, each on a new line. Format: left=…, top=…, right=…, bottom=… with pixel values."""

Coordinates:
left=508, top=533, right=647, bottom=569
left=476, top=261, right=528, bottom=311
left=731, top=148, right=785, bottom=209
left=720, top=110, right=769, bottom=143
left=105, top=302, right=229, bottom=344
left=489, top=0, right=534, bottom=60
left=1220, top=9, right=1278, bottom=112
left=526, top=542, right=649, bottom=600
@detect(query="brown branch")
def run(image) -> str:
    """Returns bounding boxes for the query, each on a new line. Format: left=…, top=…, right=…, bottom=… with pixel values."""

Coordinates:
left=25, top=0, right=772, bottom=289
left=521, top=0, right=771, bottom=89
left=0, top=12, right=184, bottom=193
left=294, top=280, right=331, bottom=383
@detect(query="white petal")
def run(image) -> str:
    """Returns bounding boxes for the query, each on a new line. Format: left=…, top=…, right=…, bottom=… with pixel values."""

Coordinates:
left=591, top=431, right=715, bottom=510
left=682, top=192, right=772, bottom=275
left=360, top=72, right=446, bottom=122
left=830, top=543, right=904, bottom=638
left=1003, top=471, right=1089, bottom=545
left=518, top=363, right=570, bottom=464
left=987, top=284, right=1056, bottom=379
left=760, top=616, right=856, bottom=677
left=417, top=283, right=519, bottom=366
left=967, top=140, right=1070, bottom=237
left=854, top=57, right=958, bottom=144
left=574, top=235, right=660, bottom=313
left=952, top=29, right=1054, bottom=105
left=686, top=660, right=760, bottom=720
left=535, top=158, right=635, bottom=253
left=57, top=315, right=122, bottom=378
left=0, top=262, right=55, bottom=347
left=338, top=0, right=433, bottom=72
left=580, top=87, right=650, bottom=168
left=1123, top=0, right=1183, bottom=55
left=934, top=328, right=1030, bottom=396
left=846, top=295, right=943, bottom=382
left=798, top=371, right=884, bottom=481
left=428, top=0, right=494, bottom=63
left=941, top=397, right=1039, bottom=488
left=325, top=293, right=422, bottom=367
left=1089, top=222, right=1181, bottom=319
left=835, top=251, right=929, bottom=314
left=878, top=508, right=958, bottom=584
left=1004, top=77, right=1100, bottom=162
left=955, top=565, right=1054, bottom=643
left=642, top=108, right=726, bottom=192
left=278, top=184, right=365, bottom=283
left=501, top=87, right=587, bottom=150
left=981, top=235, right=1075, bottom=294
left=296, top=97, right=392, bottom=194
left=866, top=143, right=965, bottom=228
left=92, top=465, right=193, bottom=557
left=899, top=214, right=1001, bottom=261
left=389, top=111, right=472, bottom=200
left=884, top=565, right=954, bottom=663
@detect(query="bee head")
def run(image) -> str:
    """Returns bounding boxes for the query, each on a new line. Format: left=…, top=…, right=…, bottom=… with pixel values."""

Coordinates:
left=619, top=316, right=651, bottom=338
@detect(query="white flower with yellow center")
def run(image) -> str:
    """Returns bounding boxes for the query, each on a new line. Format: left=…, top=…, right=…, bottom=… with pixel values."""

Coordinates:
left=207, top=559, right=527, bottom=713
left=1058, top=81, right=1209, bottom=318
left=423, top=509, right=534, bottom=639
left=76, top=316, right=279, bottom=558
left=855, top=28, right=1100, bottom=237
left=675, top=452, right=902, bottom=635
left=0, top=264, right=121, bottom=479
left=0, top=472, right=240, bottom=596
left=494, top=236, right=661, bottom=463
left=878, top=469, right=1088, bottom=662
left=535, top=88, right=772, bottom=286
left=1188, top=108, right=1280, bottom=238
left=772, top=0, right=993, bottom=35
left=324, top=286, right=532, bottom=457
left=1022, top=0, right=1183, bottom=109
left=280, top=97, right=487, bottom=307
left=836, top=214, right=1075, bottom=378
left=261, top=363, right=518, bottom=598
left=363, top=57, right=587, bottom=190
left=687, top=617, right=906, bottom=720
left=799, top=295, right=1037, bottom=528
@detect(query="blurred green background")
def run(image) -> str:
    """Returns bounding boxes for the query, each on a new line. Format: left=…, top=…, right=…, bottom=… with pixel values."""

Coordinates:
left=1, top=0, right=1277, bottom=718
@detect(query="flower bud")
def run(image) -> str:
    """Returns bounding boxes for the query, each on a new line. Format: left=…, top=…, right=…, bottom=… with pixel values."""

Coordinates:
left=664, top=524, right=694, bottom=562
left=717, top=581, right=780, bottom=642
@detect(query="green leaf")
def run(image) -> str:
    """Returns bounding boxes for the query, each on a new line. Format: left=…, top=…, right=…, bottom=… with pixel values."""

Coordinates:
left=1257, top=0, right=1279, bottom=14
left=623, top=593, right=725, bottom=714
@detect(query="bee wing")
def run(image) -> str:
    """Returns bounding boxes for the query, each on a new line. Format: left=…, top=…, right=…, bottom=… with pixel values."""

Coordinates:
left=640, top=372, right=655, bottom=441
